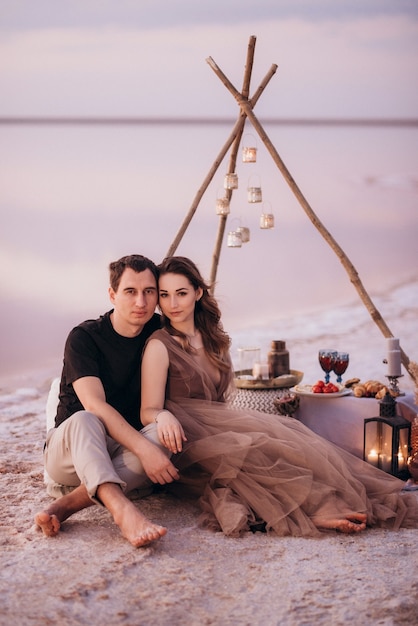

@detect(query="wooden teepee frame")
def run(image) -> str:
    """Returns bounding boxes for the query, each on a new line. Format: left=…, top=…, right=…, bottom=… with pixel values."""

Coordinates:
left=166, top=35, right=413, bottom=377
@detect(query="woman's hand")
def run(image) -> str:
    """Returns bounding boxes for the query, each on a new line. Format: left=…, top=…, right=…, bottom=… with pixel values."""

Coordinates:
left=155, top=410, right=187, bottom=454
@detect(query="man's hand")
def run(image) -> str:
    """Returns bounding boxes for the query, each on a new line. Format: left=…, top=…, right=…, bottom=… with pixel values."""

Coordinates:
left=139, top=439, right=180, bottom=484
left=73, top=376, right=179, bottom=483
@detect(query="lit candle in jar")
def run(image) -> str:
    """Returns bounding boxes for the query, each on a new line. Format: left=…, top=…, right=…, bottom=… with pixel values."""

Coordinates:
left=253, top=362, right=269, bottom=379
left=224, top=172, right=238, bottom=190
left=227, top=231, right=242, bottom=248
left=237, top=226, right=250, bottom=243
left=247, top=186, right=262, bottom=203
left=397, top=449, right=406, bottom=471
left=260, top=213, right=274, bottom=229
left=367, top=449, right=379, bottom=465
left=242, top=146, right=257, bottom=162
left=216, top=197, right=230, bottom=215
left=380, top=454, right=392, bottom=473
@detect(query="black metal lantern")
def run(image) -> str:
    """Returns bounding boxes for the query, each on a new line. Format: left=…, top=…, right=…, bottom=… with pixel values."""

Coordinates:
left=363, top=392, right=411, bottom=478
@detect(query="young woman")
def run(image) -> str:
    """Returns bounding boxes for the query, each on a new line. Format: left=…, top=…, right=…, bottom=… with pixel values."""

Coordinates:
left=140, top=256, right=418, bottom=537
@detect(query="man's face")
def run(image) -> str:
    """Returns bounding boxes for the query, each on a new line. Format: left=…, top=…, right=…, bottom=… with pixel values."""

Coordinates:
left=109, top=268, right=158, bottom=335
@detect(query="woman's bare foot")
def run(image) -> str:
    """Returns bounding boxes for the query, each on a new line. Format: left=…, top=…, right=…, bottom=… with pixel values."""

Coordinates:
left=402, top=478, right=418, bottom=492
left=313, top=512, right=367, bottom=534
left=34, top=511, right=61, bottom=537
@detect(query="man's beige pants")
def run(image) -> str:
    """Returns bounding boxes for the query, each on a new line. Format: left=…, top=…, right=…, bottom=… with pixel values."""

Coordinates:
left=44, top=411, right=168, bottom=501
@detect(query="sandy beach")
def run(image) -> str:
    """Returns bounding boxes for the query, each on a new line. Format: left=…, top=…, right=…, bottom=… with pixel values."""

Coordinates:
left=1, top=370, right=417, bottom=626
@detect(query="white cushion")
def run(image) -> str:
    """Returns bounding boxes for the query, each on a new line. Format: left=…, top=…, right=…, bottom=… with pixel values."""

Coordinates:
left=46, top=377, right=60, bottom=432
left=44, top=377, right=60, bottom=489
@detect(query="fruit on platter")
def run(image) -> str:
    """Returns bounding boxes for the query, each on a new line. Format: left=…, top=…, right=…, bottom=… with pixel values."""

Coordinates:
left=311, top=380, right=340, bottom=394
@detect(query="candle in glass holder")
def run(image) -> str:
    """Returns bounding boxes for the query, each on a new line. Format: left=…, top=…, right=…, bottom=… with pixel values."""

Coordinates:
left=237, top=347, right=260, bottom=378
left=227, top=231, right=242, bottom=248
left=247, top=186, right=262, bottom=203
left=367, top=449, right=379, bottom=466
left=260, top=213, right=274, bottom=229
left=397, top=449, right=406, bottom=472
left=224, top=172, right=238, bottom=190
left=237, top=226, right=250, bottom=243
left=242, top=145, right=257, bottom=163
left=253, top=362, right=269, bottom=380
left=216, top=197, right=230, bottom=215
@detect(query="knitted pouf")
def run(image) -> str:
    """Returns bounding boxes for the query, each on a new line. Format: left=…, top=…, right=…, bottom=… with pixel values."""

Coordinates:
left=232, top=388, right=284, bottom=414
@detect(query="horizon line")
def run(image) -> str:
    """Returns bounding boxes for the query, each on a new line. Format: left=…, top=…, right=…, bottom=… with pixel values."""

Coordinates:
left=0, top=116, right=417, bottom=127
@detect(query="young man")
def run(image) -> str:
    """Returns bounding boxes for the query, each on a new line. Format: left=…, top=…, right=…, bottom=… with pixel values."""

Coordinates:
left=35, top=254, right=179, bottom=547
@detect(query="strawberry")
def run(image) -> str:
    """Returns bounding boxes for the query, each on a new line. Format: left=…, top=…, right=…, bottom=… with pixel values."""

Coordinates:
left=311, top=384, right=324, bottom=394
left=323, top=382, right=339, bottom=393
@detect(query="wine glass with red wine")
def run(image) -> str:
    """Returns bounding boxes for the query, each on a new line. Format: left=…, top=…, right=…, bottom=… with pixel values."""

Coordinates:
left=318, top=349, right=338, bottom=383
left=333, top=352, right=349, bottom=383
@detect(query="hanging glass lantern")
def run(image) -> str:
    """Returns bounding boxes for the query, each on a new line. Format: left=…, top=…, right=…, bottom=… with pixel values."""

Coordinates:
left=363, top=392, right=411, bottom=478
left=260, top=202, right=275, bottom=229
left=242, top=134, right=257, bottom=163
left=227, top=230, right=243, bottom=248
left=247, top=175, right=262, bottom=203
left=224, top=172, right=238, bottom=190
left=216, top=196, right=230, bottom=216
left=242, top=145, right=257, bottom=163
left=260, top=213, right=275, bottom=229
left=237, top=226, right=250, bottom=243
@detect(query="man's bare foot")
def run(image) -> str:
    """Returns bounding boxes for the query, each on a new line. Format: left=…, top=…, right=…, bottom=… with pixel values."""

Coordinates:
left=34, top=484, right=94, bottom=537
left=313, top=512, right=367, bottom=534
left=97, top=482, right=167, bottom=547
left=34, top=511, right=61, bottom=537
left=112, top=499, right=167, bottom=548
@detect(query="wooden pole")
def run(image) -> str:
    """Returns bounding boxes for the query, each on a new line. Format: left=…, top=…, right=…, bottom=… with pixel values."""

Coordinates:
left=206, top=55, right=412, bottom=374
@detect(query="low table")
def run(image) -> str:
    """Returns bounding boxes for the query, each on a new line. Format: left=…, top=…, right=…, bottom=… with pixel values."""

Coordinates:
left=294, top=392, right=417, bottom=459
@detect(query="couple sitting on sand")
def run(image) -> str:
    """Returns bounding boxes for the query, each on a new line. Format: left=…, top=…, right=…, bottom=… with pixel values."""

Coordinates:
left=35, top=254, right=418, bottom=547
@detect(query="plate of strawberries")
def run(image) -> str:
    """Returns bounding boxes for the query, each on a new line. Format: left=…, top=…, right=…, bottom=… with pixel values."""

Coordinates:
left=293, top=380, right=351, bottom=397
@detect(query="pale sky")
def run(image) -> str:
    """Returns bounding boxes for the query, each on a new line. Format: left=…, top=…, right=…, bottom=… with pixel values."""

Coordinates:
left=1, top=0, right=417, bottom=119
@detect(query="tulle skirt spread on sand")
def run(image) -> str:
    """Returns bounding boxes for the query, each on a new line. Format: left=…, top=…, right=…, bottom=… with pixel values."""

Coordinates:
left=166, top=398, right=418, bottom=537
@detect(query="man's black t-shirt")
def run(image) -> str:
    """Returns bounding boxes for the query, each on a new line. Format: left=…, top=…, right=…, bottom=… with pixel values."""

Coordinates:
left=55, top=310, right=161, bottom=430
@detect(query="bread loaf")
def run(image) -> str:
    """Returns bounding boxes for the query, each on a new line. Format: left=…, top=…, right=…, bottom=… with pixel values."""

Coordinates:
left=353, top=384, right=366, bottom=397
left=352, top=380, right=388, bottom=398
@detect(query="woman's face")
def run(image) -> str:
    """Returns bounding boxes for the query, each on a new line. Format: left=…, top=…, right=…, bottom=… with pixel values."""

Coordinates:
left=158, top=272, right=202, bottom=327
